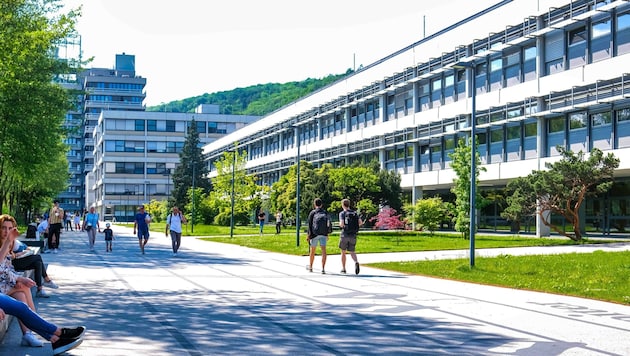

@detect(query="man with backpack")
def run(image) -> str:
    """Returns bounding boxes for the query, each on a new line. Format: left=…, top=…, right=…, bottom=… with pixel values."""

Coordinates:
left=306, top=198, right=331, bottom=274
left=339, top=198, right=363, bottom=275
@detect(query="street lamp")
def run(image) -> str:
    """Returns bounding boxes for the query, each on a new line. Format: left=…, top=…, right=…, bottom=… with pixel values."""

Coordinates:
left=453, top=60, right=477, bottom=267
left=293, top=125, right=301, bottom=247
left=230, top=149, right=236, bottom=238
left=191, top=160, right=195, bottom=234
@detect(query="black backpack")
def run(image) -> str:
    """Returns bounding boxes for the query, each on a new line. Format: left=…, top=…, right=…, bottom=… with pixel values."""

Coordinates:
left=342, top=210, right=360, bottom=235
left=312, top=209, right=331, bottom=236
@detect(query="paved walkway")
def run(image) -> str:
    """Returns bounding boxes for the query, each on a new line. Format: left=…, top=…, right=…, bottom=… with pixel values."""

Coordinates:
left=1, top=225, right=629, bottom=355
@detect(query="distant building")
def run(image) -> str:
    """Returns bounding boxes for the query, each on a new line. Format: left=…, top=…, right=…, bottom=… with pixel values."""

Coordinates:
left=54, top=52, right=260, bottom=219
left=90, top=105, right=259, bottom=222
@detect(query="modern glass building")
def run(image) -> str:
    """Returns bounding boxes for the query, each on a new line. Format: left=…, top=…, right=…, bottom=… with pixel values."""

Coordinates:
left=204, top=0, right=630, bottom=236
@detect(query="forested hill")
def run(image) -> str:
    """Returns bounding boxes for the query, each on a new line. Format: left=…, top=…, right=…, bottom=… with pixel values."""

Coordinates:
left=147, top=70, right=351, bottom=116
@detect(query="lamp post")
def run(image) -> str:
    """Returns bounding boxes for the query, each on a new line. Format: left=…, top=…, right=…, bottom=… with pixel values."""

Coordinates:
left=293, top=125, right=301, bottom=247
left=191, top=160, right=195, bottom=234
left=230, top=149, right=236, bottom=238
left=454, top=60, right=477, bottom=267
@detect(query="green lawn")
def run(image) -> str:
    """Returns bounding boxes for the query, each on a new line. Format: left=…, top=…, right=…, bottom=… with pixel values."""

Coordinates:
left=371, top=251, right=630, bottom=305
left=144, top=222, right=630, bottom=305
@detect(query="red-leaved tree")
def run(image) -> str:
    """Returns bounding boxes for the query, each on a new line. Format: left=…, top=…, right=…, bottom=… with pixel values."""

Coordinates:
left=370, top=207, right=407, bottom=230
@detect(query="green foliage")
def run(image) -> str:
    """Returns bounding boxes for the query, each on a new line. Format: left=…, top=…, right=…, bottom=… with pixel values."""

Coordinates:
left=449, top=138, right=485, bottom=238
left=505, top=147, right=619, bottom=241
left=145, top=199, right=168, bottom=223
left=147, top=73, right=349, bottom=115
left=208, top=146, right=266, bottom=226
left=0, top=0, right=81, bottom=216
left=407, top=196, right=447, bottom=234
left=328, top=165, right=380, bottom=215
left=171, top=119, right=211, bottom=212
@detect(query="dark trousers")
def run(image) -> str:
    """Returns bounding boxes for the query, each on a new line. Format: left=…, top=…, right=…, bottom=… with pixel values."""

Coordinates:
left=276, top=222, right=281, bottom=234
left=12, top=255, right=48, bottom=287
left=48, top=223, right=62, bottom=249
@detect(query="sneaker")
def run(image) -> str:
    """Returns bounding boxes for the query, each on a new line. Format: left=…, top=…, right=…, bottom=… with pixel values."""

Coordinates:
left=355, top=262, right=360, bottom=275
left=322, top=269, right=326, bottom=274
left=60, top=326, right=86, bottom=339
left=340, top=269, right=347, bottom=274
left=21, top=331, right=43, bottom=347
left=52, top=249, right=58, bottom=254
left=306, top=265, right=312, bottom=272
left=172, top=252, right=177, bottom=257
left=36, top=289, right=50, bottom=298
left=43, top=280, right=59, bottom=289
left=52, top=337, right=83, bottom=355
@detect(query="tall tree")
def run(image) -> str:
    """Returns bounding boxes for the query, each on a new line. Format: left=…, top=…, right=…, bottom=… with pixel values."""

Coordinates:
left=171, top=119, right=211, bottom=212
left=505, top=147, right=619, bottom=241
left=449, top=138, right=485, bottom=238
left=209, top=146, right=261, bottom=225
left=0, top=0, right=80, bottom=215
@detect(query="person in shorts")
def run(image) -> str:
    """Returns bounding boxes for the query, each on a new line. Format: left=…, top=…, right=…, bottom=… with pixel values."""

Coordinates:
left=133, top=205, right=150, bottom=255
left=103, top=223, right=114, bottom=252
left=306, top=198, right=331, bottom=274
left=339, top=198, right=363, bottom=275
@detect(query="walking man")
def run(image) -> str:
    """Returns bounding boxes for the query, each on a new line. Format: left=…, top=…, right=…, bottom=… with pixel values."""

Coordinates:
left=133, top=205, right=151, bottom=255
left=47, top=200, right=64, bottom=254
left=165, top=206, right=186, bottom=256
left=275, top=211, right=283, bottom=234
left=306, top=198, right=331, bottom=274
left=339, top=198, right=363, bottom=275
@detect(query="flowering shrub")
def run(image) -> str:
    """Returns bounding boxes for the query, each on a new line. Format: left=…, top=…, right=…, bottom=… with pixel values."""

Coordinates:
left=370, top=207, right=407, bottom=230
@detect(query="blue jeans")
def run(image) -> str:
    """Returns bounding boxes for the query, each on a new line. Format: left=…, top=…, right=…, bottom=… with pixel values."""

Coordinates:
left=0, top=293, right=57, bottom=340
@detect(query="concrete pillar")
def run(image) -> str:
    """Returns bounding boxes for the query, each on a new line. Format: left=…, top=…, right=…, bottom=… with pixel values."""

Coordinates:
left=536, top=208, right=551, bottom=237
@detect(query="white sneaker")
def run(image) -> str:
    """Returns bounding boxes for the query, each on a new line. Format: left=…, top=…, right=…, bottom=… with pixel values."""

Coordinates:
left=172, top=252, right=177, bottom=257
left=52, top=249, right=58, bottom=254
left=43, top=280, right=59, bottom=289
left=21, top=331, right=43, bottom=347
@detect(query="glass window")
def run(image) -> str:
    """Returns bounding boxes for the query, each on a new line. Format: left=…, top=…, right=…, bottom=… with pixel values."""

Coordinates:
left=548, top=117, right=565, bottom=133
left=135, top=120, right=144, bottom=131
left=545, top=30, right=565, bottom=75
left=489, top=57, right=502, bottom=91
left=523, top=45, right=537, bottom=81
left=591, top=112, right=612, bottom=126
left=616, top=11, right=630, bottom=55
left=524, top=121, right=537, bottom=137
left=504, top=50, right=521, bottom=87
left=507, top=125, right=520, bottom=140
left=569, top=112, right=587, bottom=130
left=567, top=27, right=587, bottom=68
left=591, top=17, right=612, bottom=62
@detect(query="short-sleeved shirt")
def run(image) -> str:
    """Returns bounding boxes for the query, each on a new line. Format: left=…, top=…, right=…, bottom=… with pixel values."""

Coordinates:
left=339, top=210, right=359, bottom=238
left=84, top=212, right=99, bottom=228
left=103, top=228, right=114, bottom=241
left=167, top=213, right=184, bottom=233
left=135, top=212, right=149, bottom=231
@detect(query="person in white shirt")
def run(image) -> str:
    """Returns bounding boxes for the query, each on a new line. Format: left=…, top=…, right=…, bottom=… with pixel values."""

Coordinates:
left=165, top=207, right=186, bottom=257
left=36, top=218, right=49, bottom=252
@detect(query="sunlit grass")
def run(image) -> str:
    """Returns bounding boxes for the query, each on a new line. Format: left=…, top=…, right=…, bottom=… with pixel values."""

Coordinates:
left=371, top=251, right=630, bottom=305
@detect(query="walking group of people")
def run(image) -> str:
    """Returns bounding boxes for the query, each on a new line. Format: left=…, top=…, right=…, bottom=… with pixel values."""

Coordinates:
left=306, top=198, right=363, bottom=275
left=0, top=214, right=86, bottom=354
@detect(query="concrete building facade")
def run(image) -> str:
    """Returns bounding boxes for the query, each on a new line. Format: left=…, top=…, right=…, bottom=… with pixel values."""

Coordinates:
left=204, top=0, right=630, bottom=235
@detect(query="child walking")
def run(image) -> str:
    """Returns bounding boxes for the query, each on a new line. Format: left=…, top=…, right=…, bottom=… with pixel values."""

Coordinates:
left=103, top=223, right=114, bottom=252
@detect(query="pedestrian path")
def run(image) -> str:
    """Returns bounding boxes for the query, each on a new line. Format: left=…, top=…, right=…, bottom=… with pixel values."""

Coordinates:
left=0, top=225, right=629, bottom=355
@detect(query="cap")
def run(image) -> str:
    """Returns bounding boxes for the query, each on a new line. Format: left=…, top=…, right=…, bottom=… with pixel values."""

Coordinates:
left=105, top=223, right=111, bottom=227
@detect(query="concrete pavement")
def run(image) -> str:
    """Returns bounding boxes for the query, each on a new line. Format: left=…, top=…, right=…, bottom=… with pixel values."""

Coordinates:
left=1, top=225, right=629, bottom=355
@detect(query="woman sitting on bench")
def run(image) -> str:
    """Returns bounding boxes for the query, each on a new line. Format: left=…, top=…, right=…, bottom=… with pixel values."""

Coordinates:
left=10, top=238, right=58, bottom=298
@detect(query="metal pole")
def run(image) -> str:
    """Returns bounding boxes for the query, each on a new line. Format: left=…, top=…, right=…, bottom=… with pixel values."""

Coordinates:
left=192, top=162, right=195, bottom=234
left=294, top=126, right=301, bottom=247
left=230, top=150, right=236, bottom=238
left=469, top=65, right=477, bottom=268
